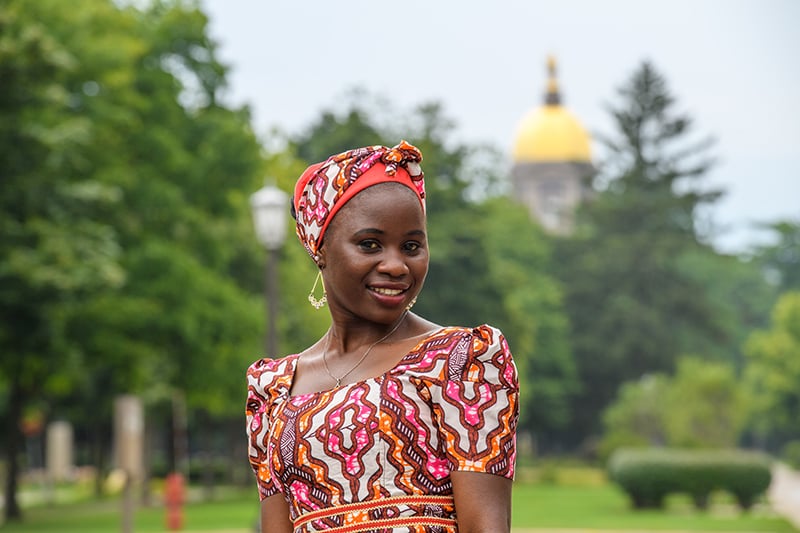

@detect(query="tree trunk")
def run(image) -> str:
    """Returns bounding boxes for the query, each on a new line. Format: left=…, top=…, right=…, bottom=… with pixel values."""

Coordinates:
left=3, top=380, right=24, bottom=521
left=140, top=415, right=153, bottom=507
left=172, top=390, right=189, bottom=477
left=201, top=412, right=215, bottom=501
left=92, top=421, right=107, bottom=498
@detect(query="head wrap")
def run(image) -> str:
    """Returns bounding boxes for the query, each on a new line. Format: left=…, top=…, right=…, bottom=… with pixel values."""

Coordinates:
left=293, top=140, right=425, bottom=261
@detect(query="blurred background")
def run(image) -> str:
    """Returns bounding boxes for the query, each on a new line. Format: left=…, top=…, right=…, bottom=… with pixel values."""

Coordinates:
left=1, top=0, right=798, bottom=531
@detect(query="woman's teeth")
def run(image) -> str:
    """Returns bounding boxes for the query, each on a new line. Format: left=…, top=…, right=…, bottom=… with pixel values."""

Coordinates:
left=372, top=287, right=403, bottom=296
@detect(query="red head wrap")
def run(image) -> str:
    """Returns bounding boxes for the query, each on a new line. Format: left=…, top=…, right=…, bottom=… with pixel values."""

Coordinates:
left=293, top=141, right=425, bottom=261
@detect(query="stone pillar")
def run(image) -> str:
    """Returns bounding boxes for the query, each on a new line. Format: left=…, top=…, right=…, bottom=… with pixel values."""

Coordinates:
left=114, top=395, right=144, bottom=533
left=46, top=421, right=73, bottom=482
left=114, top=395, right=144, bottom=480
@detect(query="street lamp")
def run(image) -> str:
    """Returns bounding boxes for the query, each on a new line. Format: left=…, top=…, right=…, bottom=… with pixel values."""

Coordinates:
left=250, top=183, right=289, bottom=358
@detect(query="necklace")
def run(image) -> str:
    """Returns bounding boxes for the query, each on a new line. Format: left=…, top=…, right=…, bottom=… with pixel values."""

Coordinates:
left=322, top=311, right=408, bottom=387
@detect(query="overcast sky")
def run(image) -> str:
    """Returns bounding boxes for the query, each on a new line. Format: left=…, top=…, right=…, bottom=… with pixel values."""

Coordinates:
left=201, top=0, right=799, bottom=253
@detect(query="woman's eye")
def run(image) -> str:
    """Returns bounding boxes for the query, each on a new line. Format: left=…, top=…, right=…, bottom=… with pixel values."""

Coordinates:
left=359, top=240, right=380, bottom=251
left=404, top=242, right=421, bottom=252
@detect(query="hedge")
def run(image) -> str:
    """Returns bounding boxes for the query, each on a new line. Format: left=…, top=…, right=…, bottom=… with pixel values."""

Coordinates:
left=608, top=448, right=772, bottom=510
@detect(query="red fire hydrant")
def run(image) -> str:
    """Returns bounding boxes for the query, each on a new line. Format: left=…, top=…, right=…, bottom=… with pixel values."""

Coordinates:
left=164, top=472, right=185, bottom=530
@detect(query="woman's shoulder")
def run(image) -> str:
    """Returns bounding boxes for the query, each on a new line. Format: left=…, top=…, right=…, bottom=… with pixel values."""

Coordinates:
left=246, top=353, right=299, bottom=394
left=405, top=324, right=513, bottom=380
left=429, top=323, right=507, bottom=347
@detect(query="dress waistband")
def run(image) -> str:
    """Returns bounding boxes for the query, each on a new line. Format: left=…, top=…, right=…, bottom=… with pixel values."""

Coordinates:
left=293, top=494, right=456, bottom=532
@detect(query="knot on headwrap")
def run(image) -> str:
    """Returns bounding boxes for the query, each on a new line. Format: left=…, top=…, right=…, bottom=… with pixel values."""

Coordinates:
left=293, top=140, right=425, bottom=261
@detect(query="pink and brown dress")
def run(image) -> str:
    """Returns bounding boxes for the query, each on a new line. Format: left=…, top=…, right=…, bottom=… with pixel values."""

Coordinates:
left=246, top=324, right=519, bottom=532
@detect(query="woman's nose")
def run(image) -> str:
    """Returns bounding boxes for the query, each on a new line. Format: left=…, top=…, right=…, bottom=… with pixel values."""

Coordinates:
left=376, top=250, right=409, bottom=276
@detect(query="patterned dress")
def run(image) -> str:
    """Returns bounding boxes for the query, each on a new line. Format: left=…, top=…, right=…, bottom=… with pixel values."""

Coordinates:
left=246, top=325, right=519, bottom=532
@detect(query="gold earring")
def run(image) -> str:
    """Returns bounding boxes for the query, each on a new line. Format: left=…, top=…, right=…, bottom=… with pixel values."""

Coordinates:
left=308, top=271, right=327, bottom=309
left=406, top=296, right=418, bottom=311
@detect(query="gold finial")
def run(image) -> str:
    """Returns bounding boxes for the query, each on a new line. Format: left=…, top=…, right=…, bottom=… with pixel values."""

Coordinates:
left=545, top=54, right=561, bottom=105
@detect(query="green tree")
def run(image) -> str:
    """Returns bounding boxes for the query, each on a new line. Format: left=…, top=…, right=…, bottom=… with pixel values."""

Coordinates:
left=675, top=249, right=777, bottom=369
left=601, top=358, right=747, bottom=455
left=664, top=357, right=747, bottom=448
left=480, top=198, right=576, bottom=440
left=292, top=89, right=386, bottom=165
left=600, top=374, right=670, bottom=457
left=555, top=61, right=723, bottom=448
left=744, top=292, right=800, bottom=442
left=0, top=0, right=128, bottom=517
left=66, top=0, right=268, bottom=478
left=752, top=220, right=800, bottom=292
left=0, top=0, right=270, bottom=515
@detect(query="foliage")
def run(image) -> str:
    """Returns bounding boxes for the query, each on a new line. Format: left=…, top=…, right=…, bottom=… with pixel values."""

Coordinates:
left=0, top=0, right=268, bottom=518
left=674, top=249, right=776, bottom=369
left=600, top=375, right=670, bottom=458
left=781, top=440, right=800, bottom=469
left=752, top=220, right=800, bottom=292
left=608, top=448, right=772, bottom=511
left=479, top=199, right=576, bottom=433
left=744, top=292, right=800, bottom=441
left=0, top=0, right=130, bottom=519
left=554, top=61, right=724, bottom=446
left=664, top=358, right=748, bottom=448
left=601, top=358, right=748, bottom=456
left=291, top=89, right=386, bottom=165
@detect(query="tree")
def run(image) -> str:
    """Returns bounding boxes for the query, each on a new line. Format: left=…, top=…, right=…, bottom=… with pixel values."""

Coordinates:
left=0, top=0, right=269, bottom=515
left=479, top=199, right=576, bottom=442
left=601, top=374, right=670, bottom=457
left=675, top=249, right=777, bottom=369
left=601, top=357, right=747, bottom=455
left=752, top=220, right=800, bottom=292
left=664, top=357, right=747, bottom=448
left=0, top=0, right=128, bottom=517
left=744, top=292, right=800, bottom=443
left=554, top=61, right=724, bottom=449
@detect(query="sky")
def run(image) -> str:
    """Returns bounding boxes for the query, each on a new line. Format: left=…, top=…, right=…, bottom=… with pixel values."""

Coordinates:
left=201, top=0, right=799, bottom=253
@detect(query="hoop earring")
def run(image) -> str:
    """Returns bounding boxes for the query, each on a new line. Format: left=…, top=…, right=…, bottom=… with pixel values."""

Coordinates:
left=406, top=296, right=418, bottom=311
left=308, top=271, right=327, bottom=310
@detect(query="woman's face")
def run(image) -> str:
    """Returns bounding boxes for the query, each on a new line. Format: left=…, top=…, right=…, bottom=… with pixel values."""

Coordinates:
left=318, top=183, right=428, bottom=324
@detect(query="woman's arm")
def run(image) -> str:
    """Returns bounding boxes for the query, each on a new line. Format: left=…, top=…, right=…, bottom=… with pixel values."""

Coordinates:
left=259, top=493, right=293, bottom=533
left=450, top=470, right=513, bottom=533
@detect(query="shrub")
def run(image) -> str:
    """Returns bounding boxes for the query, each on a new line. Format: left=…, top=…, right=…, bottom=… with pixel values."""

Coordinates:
left=782, top=440, right=800, bottom=469
left=608, top=448, right=772, bottom=511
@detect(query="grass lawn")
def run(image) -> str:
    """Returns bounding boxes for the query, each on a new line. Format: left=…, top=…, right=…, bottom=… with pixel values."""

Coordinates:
left=0, top=475, right=796, bottom=532
left=513, top=483, right=796, bottom=532
left=0, top=486, right=260, bottom=533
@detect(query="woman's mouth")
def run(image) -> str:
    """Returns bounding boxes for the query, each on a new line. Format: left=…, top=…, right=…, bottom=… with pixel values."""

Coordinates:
left=368, top=286, right=410, bottom=307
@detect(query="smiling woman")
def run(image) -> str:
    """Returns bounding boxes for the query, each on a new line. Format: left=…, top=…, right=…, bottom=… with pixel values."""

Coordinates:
left=244, top=141, right=520, bottom=532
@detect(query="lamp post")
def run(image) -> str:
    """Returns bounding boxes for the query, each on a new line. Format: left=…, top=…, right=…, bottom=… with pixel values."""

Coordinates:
left=250, top=184, right=289, bottom=358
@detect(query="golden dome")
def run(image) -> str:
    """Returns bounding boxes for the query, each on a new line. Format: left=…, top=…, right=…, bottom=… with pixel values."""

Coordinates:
left=512, top=57, right=592, bottom=163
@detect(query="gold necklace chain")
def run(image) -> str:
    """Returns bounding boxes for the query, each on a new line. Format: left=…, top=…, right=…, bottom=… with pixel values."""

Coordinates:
left=322, top=311, right=408, bottom=387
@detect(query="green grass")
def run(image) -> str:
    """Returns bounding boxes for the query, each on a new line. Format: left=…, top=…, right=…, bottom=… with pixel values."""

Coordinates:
left=0, top=486, right=259, bottom=533
left=512, top=483, right=796, bottom=531
left=0, top=475, right=796, bottom=532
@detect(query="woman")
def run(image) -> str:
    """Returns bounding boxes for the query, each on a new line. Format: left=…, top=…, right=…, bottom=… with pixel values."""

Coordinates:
left=246, top=141, right=519, bottom=532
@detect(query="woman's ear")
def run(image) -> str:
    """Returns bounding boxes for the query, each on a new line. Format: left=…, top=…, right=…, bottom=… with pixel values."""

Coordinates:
left=315, top=247, right=326, bottom=270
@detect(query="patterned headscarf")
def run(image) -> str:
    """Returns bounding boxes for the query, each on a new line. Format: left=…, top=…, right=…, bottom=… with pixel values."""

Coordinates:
left=293, top=140, right=425, bottom=261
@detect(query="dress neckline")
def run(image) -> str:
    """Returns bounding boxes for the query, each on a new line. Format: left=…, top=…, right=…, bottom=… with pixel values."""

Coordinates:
left=286, top=326, right=450, bottom=400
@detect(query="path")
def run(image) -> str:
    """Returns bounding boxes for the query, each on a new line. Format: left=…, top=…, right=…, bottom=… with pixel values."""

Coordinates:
left=769, top=462, right=800, bottom=530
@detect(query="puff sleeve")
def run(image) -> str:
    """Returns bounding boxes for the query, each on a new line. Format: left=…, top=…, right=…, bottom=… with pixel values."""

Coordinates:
left=425, top=325, right=519, bottom=479
left=245, top=356, right=292, bottom=500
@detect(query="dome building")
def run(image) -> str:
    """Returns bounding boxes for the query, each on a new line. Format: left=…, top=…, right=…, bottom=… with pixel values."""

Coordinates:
left=511, top=57, right=594, bottom=234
